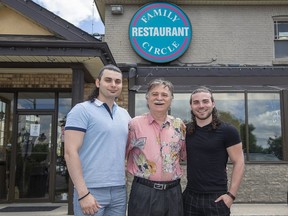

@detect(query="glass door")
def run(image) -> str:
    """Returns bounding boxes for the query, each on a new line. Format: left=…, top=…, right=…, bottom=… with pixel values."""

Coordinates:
left=15, top=114, right=53, bottom=200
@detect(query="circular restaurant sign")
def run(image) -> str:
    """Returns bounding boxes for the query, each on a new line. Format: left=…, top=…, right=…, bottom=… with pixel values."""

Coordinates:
left=129, top=2, right=192, bottom=63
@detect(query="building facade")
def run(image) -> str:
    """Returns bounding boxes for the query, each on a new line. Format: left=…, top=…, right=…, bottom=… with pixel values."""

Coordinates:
left=96, top=0, right=288, bottom=203
left=1, top=0, right=288, bottom=210
left=0, top=0, right=119, bottom=205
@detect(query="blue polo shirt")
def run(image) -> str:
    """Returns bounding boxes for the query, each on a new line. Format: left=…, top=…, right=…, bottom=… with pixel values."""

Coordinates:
left=65, top=99, right=131, bottom=188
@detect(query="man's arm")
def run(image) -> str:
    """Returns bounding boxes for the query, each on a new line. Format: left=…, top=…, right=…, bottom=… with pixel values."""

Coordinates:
left=64, top=130, right=100, bottom=215
left=227, top=142, right=245, bottom=198
left=215, top=143, right=245, bottom=207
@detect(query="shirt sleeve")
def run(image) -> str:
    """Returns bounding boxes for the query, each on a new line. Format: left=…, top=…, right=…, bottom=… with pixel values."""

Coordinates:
left=126, top=120, right=135, bottom=158
left=224, top=123, right=241, bottom=148
left=65, top=103, right=89, bottom=132
left=180, top=120, right=187, bottom=161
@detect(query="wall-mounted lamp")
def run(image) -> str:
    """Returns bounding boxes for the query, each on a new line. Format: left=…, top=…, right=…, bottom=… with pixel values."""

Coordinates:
left=111, top=5, right=124, bottom=15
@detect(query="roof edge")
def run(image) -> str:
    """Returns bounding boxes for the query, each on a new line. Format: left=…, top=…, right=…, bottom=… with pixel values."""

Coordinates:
left=1, top=0, right=98, bottom=42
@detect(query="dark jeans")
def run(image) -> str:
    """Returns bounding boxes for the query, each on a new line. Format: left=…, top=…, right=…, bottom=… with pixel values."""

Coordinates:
left=183, top=189, right=230, bottom=216
left=128, top=177, right=183, bottom=216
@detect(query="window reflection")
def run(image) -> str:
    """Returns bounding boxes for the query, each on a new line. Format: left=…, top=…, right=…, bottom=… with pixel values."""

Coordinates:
left=18, top=92, right=55, bottom=109
left=171, top=94, right=191, bottom=123
left=213, top=93, right=245, bottom=131
left=247, top=93, right=282, bottom=161
left=135, top=94, right=148, bottom=116
left=134, top=91, right=283, bottom=162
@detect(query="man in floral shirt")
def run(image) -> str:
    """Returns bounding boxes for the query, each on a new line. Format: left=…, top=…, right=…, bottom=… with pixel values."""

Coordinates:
left=126, top=79, right=186, bottom=216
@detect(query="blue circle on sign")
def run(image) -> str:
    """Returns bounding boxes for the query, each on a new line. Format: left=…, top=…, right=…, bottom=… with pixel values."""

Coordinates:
left=129, top=2, right=192, bottom=63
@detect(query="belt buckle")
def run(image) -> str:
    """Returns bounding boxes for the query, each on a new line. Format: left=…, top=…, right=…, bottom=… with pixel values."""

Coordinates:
left=153, top=183, right=166, bottom=190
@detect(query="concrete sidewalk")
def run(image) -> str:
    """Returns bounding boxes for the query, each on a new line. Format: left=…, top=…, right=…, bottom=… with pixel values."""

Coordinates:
left=231, top=204, right=287, bottom=216
left=0, top=203, right=287, bottom=216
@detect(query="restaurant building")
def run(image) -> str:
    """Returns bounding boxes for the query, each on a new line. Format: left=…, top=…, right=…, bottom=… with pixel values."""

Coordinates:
left=0, top=0, right=117, bottom=204
left=0, top=0, right=288, bottom=210
left=96, top=0, right=288, bottom=203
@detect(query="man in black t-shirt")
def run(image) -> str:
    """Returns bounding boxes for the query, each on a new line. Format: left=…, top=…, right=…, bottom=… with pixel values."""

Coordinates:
left=183, top=87, right=245, bottom=216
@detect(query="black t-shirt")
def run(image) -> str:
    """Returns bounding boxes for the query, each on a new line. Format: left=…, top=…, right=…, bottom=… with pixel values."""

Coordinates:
left=185, top=122, right=241, bottom=193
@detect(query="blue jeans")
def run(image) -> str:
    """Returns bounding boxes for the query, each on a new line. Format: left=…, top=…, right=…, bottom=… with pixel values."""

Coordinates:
left=74, top=185, right=127, bottom=216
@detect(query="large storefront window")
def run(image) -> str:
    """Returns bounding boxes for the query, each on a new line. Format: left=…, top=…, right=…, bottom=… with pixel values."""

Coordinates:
left=246, top=93, right=282, bottom=161
left=134, top=90, right=284, bottom=162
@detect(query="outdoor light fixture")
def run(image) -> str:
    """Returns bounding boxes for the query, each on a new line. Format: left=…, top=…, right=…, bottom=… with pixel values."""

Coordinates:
left=111, top=5, right=123, bottom=15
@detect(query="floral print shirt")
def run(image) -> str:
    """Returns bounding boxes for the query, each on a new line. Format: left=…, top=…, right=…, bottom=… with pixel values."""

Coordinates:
left=126, top=113, right=186, bottom=181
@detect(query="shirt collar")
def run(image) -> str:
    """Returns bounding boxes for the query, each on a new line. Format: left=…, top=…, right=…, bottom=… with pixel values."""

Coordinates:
left=94, top=98, right=118, bottom=109
left=147, top=112, right=171, bottom=127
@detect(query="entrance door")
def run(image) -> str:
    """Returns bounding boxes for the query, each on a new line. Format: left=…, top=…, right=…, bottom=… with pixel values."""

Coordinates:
left=15, top=114, right=54, bottom=200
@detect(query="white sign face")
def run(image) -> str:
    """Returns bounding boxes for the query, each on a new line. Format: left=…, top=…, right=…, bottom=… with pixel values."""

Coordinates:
left=30, top=124, right=40, bottom=136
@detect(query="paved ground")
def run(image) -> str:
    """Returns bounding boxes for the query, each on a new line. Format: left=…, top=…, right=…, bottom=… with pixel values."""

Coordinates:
left=0, top=203, right=287, bottom=216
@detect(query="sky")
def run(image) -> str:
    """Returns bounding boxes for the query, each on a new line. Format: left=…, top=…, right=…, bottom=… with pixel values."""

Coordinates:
left=32, top=0, right=105, bottom=35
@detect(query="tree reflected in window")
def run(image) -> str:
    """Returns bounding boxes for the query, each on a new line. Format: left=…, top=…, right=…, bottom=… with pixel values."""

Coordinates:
left=134, top=90, right=284, bottom=162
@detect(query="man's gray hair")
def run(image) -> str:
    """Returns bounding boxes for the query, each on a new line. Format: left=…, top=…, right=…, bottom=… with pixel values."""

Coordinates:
left=146, top=78, right=174, bottom=98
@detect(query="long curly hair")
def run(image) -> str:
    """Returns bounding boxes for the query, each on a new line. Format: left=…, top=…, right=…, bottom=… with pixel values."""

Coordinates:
left=186, top=86, right=221, bottom=135
left=87, top=64, right=122, bottom=102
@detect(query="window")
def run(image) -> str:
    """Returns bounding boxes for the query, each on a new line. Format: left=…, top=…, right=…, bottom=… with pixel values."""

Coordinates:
left=246, top=93, right=282, bottom=161
left=18, top=92, right=55, bottom=110
left=134, top=89, right=285, bottom=162
left=274, top=21, right=288, bottom=40
left=135, top=94, right=148, bottom=116
left=170, top=94, right=191, bottom=123
left=274, top=18, right=288, bottom=58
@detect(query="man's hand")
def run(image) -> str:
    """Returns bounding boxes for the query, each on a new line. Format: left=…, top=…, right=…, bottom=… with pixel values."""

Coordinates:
left=215, top=194, right=234, bottom=208
left=80, top=193, right=102, bottom=215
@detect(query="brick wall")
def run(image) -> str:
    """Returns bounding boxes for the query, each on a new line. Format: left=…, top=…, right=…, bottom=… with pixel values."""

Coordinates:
left=0, top=73, right=72, bottom=88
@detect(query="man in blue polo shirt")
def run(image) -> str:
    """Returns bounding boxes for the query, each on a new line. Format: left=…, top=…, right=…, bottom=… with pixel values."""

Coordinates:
left=64, top=64, right=131, bottom=216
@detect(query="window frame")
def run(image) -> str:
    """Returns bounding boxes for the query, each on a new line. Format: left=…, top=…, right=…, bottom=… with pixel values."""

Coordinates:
left=273, top=17, right=288, bottom=59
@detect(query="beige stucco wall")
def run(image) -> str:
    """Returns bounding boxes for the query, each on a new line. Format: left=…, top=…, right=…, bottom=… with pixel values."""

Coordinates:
left=0, top=6, right=53, bottom=35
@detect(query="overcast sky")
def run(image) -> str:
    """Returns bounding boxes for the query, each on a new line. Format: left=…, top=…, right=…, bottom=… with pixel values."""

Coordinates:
left=32, top=0, right=104, bottom=34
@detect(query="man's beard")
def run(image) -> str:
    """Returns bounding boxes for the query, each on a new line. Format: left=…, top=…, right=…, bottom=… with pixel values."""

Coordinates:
left=194, top=110, right=213, bottom=121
